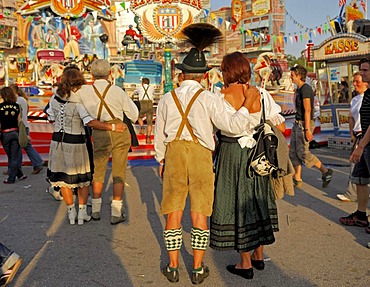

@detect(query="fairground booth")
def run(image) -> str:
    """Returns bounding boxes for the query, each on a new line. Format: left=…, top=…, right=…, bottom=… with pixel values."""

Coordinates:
left=309, top=7, right=370, bottom=149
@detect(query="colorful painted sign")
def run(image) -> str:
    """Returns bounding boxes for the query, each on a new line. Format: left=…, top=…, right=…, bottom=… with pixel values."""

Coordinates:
left=253, top=0, right=270, bottom=16
left=311, top=34, right=370, bottom=61
left=130, top=0, right=202, bottom=43
left=325, top=39, right=359, bottom=55
left=231, top=0, right=242, bottom=24
left=17, top=0, right=114, bottom=19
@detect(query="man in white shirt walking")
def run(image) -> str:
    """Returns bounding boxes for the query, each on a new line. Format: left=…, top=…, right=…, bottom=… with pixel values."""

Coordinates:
left=337, top=72, right=368, bottom=202
left=134, top=78, right=155, bottom=144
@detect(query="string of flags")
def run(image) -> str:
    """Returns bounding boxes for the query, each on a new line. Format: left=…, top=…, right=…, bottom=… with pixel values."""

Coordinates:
left=202, top=7, right=341, bottom=46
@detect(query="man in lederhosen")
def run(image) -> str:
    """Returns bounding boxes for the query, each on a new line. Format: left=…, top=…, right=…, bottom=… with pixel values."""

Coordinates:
left=134, top=77, right=155, bottom=144
left=154, top=23, right=258, bottom=285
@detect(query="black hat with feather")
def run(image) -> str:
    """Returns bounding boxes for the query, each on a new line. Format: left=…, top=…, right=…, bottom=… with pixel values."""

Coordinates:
left=175, top=23, right=222, bottom=73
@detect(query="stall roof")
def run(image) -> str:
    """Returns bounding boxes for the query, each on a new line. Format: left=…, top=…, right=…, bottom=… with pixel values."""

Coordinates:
left=311, top=33, right=370, bottom=62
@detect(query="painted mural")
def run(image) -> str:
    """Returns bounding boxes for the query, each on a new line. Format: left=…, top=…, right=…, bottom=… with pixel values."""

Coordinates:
left=27, top=15, right=106, bottom=61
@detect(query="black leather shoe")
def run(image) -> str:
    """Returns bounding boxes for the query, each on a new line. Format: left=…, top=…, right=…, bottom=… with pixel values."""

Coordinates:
left=251, top=259, right=265, bottom=270
left=162, top=264, right=179, bottom=283
left=226, top=265, right=253, bottom=279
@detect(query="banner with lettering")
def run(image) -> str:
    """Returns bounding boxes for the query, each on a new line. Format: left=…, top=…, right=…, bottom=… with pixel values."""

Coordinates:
left=311, top=34, right=368, bottom=61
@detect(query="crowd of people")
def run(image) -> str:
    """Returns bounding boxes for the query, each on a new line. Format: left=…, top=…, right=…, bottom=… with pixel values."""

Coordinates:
left=1, top=24, right=369, bottom=286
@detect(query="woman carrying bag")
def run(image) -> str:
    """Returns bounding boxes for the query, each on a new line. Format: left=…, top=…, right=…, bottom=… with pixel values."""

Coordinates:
left=0, top=87, right=27, bottom=184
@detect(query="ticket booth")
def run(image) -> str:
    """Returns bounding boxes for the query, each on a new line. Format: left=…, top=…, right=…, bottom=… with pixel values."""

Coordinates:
left=310, top=33, right=370, bottom=140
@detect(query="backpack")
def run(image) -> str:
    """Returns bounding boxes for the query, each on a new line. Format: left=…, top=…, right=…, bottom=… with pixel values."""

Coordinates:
left=247, top=97, right=279, bottom=178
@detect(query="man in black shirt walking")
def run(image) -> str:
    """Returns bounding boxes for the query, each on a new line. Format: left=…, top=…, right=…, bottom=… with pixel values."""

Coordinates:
left=289, top=65, right=332, bottom=188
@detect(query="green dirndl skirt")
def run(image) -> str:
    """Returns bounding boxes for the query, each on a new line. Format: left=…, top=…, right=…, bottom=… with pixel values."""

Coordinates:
left=210, top=137, right=278, bottom=253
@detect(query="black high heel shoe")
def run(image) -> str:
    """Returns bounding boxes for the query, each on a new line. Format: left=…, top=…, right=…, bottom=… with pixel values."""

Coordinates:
left=251, top=259, right=265, bottom=270
left=226, top=265, right=254, bottom=279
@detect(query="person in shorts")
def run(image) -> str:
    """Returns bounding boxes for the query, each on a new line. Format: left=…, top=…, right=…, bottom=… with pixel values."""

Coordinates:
left=339, top=57, right=370, bottom=235
left=134, top=78, right=155, bottom=144
left=289, top=65, right=333, bottom=188
left=154, top=23, right=258, bottom=285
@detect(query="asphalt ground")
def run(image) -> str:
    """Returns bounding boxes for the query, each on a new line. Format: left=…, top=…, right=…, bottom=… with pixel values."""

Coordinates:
left=0, top=147, right=369, bottom=287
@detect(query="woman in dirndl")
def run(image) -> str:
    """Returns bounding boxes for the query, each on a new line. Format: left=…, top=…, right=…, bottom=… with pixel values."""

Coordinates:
left=210, top=52, right=286, bottom=279
left=47, top=67, right=127, bottom=225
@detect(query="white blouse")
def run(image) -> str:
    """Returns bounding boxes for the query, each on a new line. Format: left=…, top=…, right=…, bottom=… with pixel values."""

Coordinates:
left=219, top=87, right=285, bottom=148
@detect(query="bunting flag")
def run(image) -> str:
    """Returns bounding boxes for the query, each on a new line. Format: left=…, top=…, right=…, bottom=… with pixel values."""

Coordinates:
left=330, top=20, right=336, bottom=29
left=120, top=2, right=126, bottom=9
left=278, top=35, right=283, bottom=44
left=204, top=9, right=209, bottom=18
left=225, top=20, right=231, bottom=30
left=210, top=12, right=216, bottom=20
left=231, top=23, right=237, bottom=31
left=218, top=17, right=223, bottom=27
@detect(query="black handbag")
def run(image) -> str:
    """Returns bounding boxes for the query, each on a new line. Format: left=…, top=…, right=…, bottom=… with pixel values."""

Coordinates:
left=247, top=98, right=278, bottom=177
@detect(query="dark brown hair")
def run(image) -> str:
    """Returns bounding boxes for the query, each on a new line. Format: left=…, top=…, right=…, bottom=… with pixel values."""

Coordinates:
left=0, top=87, right=17, bottom=103
left=142, top=78, right=150, bottom=85
left=290, top=65, right=307, bottom=81
left=57, top=69, right=86, bottom=99
left=220, top=52, right=251, bottom=87
left=9, top=84, right=29, bottom=101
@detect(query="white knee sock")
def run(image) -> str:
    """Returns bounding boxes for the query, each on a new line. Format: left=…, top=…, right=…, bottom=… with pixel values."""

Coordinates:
left=92, top=198, right=102, bottom=213
left=111, top=199, right=123, bottom=217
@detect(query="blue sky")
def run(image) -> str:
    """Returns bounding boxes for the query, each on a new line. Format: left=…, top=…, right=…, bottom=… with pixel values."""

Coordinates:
left=211, top=0, right=354, bottom=57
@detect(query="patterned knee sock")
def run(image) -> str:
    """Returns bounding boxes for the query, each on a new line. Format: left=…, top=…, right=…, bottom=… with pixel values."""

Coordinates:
left=163, top=228, right=182, bottom=251
left=191, top=227, right=210, bottom=250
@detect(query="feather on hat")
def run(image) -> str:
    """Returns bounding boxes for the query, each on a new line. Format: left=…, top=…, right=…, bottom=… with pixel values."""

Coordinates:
left=175, top=23, right=222, bottom=73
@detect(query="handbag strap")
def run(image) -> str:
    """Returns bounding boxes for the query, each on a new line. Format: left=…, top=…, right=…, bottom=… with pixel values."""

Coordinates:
left=260, top=92, right=266, bottom=124
left=92, top=83, right=114, bottom=121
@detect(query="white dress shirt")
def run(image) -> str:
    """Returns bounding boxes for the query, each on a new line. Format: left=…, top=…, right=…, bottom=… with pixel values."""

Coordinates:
left=78, top=79, right=139, bottom=123
left=350, top=93, right=364, bottom=133
left=134, top=84, right=155, bottom=101
left=154, top=80, right=251, bottom=162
